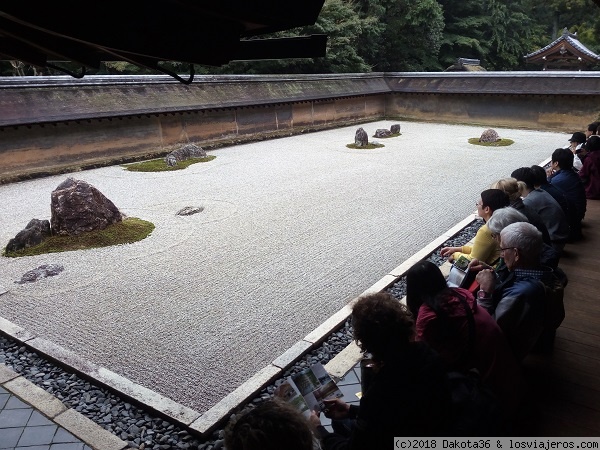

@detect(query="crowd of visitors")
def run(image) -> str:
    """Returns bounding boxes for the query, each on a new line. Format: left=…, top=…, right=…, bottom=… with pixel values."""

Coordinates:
left=224, top=126, right=598, bottom=449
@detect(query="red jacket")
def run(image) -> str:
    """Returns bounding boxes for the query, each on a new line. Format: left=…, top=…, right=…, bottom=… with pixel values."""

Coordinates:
left=415, top=288, right=524, bottom=414
left=579, top=150, right=600, bottom=199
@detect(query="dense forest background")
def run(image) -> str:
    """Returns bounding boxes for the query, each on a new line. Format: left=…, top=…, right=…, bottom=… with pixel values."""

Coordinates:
left=3, top=0, right=600, bottom=76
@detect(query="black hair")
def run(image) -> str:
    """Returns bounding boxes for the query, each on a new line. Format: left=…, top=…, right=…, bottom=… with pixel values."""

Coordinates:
left=552, top=148, right=574, bottom=170
left=585, top=135, right=600, bottom=152
left=530, top=165, right=548, bottom=186
left=511, top=167, right=536, bottom=190
left=405, top=261, right=450, bottom=320
left=587, top=122, right=599, bottom=134
left=480, top=188, right=510, bottom=211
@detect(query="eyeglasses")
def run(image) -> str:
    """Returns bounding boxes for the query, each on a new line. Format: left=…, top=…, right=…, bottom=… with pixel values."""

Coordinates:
left=500, top=247, right=518, bottom=253
left=476, top=202, right=483, bottom=207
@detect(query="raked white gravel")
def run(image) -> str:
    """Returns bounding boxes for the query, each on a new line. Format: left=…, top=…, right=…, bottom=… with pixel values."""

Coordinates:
left=0, top=121, right=568, bottom=414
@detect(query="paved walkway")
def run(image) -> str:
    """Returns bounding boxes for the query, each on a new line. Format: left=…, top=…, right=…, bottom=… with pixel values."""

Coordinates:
left=0, top=365, right=126, bottom=450
left=0, top=385, right=89, bottom=450
left=0, top=121, right=568, bottom=436
left=0, top=355, right=363, bottom=448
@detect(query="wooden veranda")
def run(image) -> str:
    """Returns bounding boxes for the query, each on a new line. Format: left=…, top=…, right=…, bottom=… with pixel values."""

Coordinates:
left=516, top=199, right=600, bottom=436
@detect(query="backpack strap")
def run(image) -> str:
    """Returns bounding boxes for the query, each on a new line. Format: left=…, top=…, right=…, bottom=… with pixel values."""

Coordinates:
left=455, top=292, right=477, bottom=366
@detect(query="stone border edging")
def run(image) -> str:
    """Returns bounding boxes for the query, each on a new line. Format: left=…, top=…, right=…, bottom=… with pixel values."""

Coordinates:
left=0, top=364, right=127, bottom=450
left=0, top=213, right=479, bottom=439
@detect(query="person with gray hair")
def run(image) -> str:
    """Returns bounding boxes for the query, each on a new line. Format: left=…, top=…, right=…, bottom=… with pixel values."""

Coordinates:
left=486, top=207, right=528, bottom=237
left=475, top=222, right=551, bottom=361
left=473, top=207, right=559, bottom=270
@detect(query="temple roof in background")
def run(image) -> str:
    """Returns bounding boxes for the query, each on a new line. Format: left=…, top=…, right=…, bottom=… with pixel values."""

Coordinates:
left=524, top=28, right=600, bottom=70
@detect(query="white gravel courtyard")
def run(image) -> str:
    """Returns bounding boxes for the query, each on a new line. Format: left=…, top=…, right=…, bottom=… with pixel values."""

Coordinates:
left=0, top=121, right=568, bottom=415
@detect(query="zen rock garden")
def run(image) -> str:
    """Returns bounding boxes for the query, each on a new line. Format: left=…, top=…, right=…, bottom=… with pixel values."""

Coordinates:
left=352, top=123, right=401, bottom=148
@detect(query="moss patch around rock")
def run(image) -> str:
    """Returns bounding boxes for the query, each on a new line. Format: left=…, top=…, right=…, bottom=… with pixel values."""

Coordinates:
left=346, top=143, right=385, bottom=149
left=468, top=138, right=514, bottom=147
left=123, top=156, right=216, bottom=172
left=3, top=217, right=155, bottom=257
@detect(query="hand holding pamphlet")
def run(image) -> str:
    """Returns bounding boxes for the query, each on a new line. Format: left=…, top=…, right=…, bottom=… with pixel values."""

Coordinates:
left=275, top=362, right=344, bottom=418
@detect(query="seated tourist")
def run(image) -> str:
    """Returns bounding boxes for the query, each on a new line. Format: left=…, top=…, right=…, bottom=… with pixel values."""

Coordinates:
left=440, top=189, right=509, bottom=266
left=548, top=148, right=587, bottom=239
left=578, top=135, right=600, bottom=199
left=483, top=207, right=560, bottom=270
left=311, top=292, right=450, bottom=448
left=224, top=399, right=317, bottom=450
left=511, top=166, right=569, bottom=253
left=567, top=131, right=586, bottom=171
left=585, top=122, right=599, bottom=139
left=475, top=222, right=550, bottom=362
left=530, top=164, right=579, bottom=241
left=406, top=260, right=524, bottom=417
left=490, top=177, right=552, bottom=245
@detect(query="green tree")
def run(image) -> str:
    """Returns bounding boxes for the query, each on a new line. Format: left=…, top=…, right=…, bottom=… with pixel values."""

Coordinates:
left=530, top=0, right=599, bottom=52
left=438, top=0, right=549, bottom=71
left=482, top=0, right=543, bottom=70
left=436, top=0, right=488, bottom=69
left=355, top=0, right=445, bottom=71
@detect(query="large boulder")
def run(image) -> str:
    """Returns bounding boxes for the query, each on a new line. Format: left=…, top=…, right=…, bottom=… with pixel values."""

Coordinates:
left=355, top=128, right=369, bottom=147
left=50, top=178, right=122, bottom=236
left=390, top=124, right=401, bottom=134
left=5, top=219, right=51, bottom=253
left=479, top=129, right=501, bottom=143
left=165, top=143, right=207, bottom=166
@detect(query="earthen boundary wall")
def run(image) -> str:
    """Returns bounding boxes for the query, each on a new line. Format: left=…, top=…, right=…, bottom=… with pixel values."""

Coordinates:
left=1, top=72, right=599, bottom=183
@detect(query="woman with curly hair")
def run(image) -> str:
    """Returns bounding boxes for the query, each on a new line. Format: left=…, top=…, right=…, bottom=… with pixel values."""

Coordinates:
left=224, top=399, right=317, bottom=450
left=310, top=292, right=451, bottom=449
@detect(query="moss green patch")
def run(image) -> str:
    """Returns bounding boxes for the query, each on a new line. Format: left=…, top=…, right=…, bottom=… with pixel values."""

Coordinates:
left=371, top=133, right=402, bottom=138
left=346, top=143, right=385, bottom=149
left=123, top=155, right=216, bottom=172
left=468, top=138, right=514, bottom=147
left=3, top=217, right=155, bottom=257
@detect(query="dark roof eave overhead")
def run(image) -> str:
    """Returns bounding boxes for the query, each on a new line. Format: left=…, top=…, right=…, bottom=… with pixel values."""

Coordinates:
left=0, top=1, right=327, bottom=81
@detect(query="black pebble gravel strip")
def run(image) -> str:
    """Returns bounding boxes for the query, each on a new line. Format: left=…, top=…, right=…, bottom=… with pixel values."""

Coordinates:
left=0, top=219, right=481, bottom=449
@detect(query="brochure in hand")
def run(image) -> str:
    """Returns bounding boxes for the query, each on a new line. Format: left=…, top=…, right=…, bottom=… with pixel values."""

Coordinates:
left=447, top=255, right=471, bottom=288
left=447, top=254, right=479, bottom=292
left=275, top=362, right=344, bottom=417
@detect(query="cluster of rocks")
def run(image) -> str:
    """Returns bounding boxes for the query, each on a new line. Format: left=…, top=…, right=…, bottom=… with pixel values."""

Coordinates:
left=354, top=124, right=401, bottom=147
left=374, top=124, right=401, bottom=138
left=0, top=221, right=481, bottom=449
left=5, top=178, right=122, bottom=253
left=479, top=128, right=501, bottom=143
left=165, top=144, right=207, bottom=167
